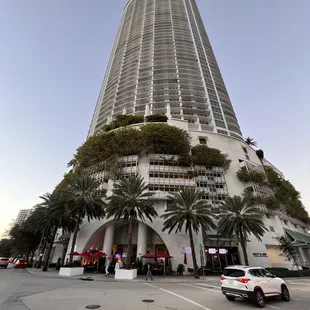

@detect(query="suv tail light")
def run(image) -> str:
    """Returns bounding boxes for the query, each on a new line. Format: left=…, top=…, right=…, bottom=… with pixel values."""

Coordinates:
left=220, top=275, right=225, bottom=280
left=237, top=277, right=250, bottom=284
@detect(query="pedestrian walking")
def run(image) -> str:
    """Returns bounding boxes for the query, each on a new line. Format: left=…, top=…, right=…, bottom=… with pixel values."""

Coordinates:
left=145, top=263, right=153, bottom=281
left=105, top=258, right=110, bottom=276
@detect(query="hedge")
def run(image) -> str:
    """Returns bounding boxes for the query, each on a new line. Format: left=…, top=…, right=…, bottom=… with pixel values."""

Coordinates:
left=266, top=267, right=310, bottom=278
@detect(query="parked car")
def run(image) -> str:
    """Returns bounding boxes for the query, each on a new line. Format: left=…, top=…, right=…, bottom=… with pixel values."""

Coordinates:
left=0, top=257, right=9, bottom=268
left=220, top=266, right=290, bottom=308
left=13, top=259, right=27, bottom=268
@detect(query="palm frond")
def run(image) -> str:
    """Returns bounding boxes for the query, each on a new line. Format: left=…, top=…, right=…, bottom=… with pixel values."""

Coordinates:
left=218, top=195, right=268, bottom=241
left=106, top=175, right=157, bottom=223
left=161, top=188, right=216, bottom=234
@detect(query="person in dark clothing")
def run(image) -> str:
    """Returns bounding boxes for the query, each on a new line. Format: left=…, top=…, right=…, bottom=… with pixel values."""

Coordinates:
left=145, top=263, right=153, bottom=281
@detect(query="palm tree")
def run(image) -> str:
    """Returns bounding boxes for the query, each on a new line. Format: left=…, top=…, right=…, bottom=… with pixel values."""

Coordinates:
left=26, top=205, right=52, bottom=268
left=161, top=188, right=216, bottom=278
left=37, top=192, right=77, bottom=271
left=245, top=137, right=258, bottom=147
left=63, top=173, right=106, bottom=264
left=106, top=175, right=157, bottom=269
left=217, top=195, right=268, bottom=266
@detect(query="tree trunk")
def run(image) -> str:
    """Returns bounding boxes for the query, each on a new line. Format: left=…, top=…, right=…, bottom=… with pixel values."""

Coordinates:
left=126, top=217, right=134, bottom=269
left=69, top=214, right=81, bottom=264
left=30, top=249, right=35, bottom=265
left=42, top=226, right=58, bottom=271
left=26, top=247, right=31, bottom=262
left=188, top=223, right=199, bottom=279
left=239, top=227, right=249, bottom=266
left=34, top=233, right=45, bottom=267
left=36, top=231, right=49, bottom=268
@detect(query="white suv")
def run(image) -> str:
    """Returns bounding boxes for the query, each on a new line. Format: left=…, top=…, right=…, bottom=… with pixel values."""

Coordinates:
left=220, top=266, right=290, bottom=308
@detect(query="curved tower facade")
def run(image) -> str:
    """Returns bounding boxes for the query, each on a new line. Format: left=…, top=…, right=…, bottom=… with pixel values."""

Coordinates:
left=88, top=0, right=242, bottom=138
left=67, top=0, right=310, bottom=273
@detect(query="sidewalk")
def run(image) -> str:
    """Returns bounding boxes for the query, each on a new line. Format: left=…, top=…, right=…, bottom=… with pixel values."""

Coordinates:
left=26, top=267, right=220, bottom=283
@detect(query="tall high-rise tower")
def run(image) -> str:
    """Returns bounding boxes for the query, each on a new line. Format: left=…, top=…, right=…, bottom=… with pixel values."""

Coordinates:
left=70, top=0, right=310, bottom=273
left=88, top=0, right=242, bottom=138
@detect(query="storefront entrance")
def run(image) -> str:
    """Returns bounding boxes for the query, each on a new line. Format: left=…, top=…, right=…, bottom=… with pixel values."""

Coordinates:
left=205, top=246, right=240, bottom=271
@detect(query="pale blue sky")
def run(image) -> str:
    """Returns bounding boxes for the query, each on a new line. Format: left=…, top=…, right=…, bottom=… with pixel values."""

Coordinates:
left=1, top=0, right=309, bottom=235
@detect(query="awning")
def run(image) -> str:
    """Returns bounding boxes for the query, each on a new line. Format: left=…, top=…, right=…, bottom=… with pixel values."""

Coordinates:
left=204, top=228, right=238, bottom=242
left=284, top=228, right=310, bottom=247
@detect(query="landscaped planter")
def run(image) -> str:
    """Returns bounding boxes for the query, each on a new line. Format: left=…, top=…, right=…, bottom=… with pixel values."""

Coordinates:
left=115, top=269, right=137, bottom=280
left=59, top=267, right=84, bottom=277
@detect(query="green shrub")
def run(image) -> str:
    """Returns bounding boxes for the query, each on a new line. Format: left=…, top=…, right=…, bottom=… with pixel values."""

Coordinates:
left=265, top=269, right=310, bottom=278
left=264, top=196, right=281, bottom=211
left=236, top=167, right=266, bottom=184
left=141, top=123, right=191, bottom=155
left=264, top=166, right=310, bottom=223
left=256, top=149, right=264, bottom=159
left=114, top=128, right=146, bottom=157
left=145, top=114, right=168, bottom=123
left=191, top=145, right=231, bottom=169
left=265, top=267, right=289, bottom=273
left=102, top=114, right=144, bottom=132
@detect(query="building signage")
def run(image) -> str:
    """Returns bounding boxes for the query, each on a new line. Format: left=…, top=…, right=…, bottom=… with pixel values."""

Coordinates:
left=184, top=247, right=192, bottom=254
left=253, top=253, right=268, bottom=258
left=208, top=248, right=217, bottom=254
left=219, top=248, right=227, bottom=254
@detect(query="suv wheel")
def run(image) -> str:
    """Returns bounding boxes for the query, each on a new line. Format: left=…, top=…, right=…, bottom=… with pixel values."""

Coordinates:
left=281, top=285, right=290, bottom=302
left=225, top=295, right=235, bottom=301
left=254, top=289, right=265, bottom=308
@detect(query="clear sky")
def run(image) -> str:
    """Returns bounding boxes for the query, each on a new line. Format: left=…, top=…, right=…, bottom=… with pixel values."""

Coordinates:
left=1, top=0, right=309, bottom=235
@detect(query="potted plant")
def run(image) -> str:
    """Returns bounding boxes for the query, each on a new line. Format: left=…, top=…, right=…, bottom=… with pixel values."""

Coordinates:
left=177, top=263, right=185, bottom=276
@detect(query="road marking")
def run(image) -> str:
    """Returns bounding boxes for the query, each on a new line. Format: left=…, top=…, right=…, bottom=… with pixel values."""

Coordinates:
left=180, top=283, right=221, bottom=294
left=194, top=283, right=221, bottom=289
left=187, top=284, right=283, bottom=310
left=266, top=305, right=282, bottom=309
left=144, top=283, right=213, bottom=310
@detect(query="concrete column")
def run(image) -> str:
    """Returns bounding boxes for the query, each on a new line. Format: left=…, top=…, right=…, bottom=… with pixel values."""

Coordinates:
left=102, top=223, right=115, bottom=256
left=137, top=222, right=148, bottom=258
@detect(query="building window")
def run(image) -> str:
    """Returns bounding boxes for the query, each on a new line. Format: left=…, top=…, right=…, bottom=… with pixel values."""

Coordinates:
left=245, top=154, right=250, bottom=160
left=269, top=226, right=275, bottom=232
left=166, top=200, right=174, bottom=211
left=294, top=224, right=298, bottom=229
left=199, top=138, right=207, bottom=145
left=242, top=147, right=248, bottom=154
left=283, top=220, right=288, bottom=225
left=266, top=214, right=270, bottom=219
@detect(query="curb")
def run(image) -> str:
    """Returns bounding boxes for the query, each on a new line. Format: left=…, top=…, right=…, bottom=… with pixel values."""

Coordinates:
left=26, top=268, right=218, bottom=283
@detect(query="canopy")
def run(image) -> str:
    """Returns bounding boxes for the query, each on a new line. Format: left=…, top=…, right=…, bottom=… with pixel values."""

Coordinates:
left=284, top=228, right=310, bottom=247
left=92, top=251, right=107, bottom=257
left=142, top=253, right=157, bottom=258
left=158, top=253, right=173, bottom=259
left=79, top=251, right=92, bottom=257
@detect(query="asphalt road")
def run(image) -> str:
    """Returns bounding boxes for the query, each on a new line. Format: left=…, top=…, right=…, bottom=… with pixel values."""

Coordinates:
left=0, top=268, right=310, bottom=310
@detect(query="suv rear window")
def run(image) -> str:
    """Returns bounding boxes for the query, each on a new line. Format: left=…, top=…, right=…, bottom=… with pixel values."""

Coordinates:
left=0, top=258, right=9, bottom=261
left=223, top=269, right=245, bottom=277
